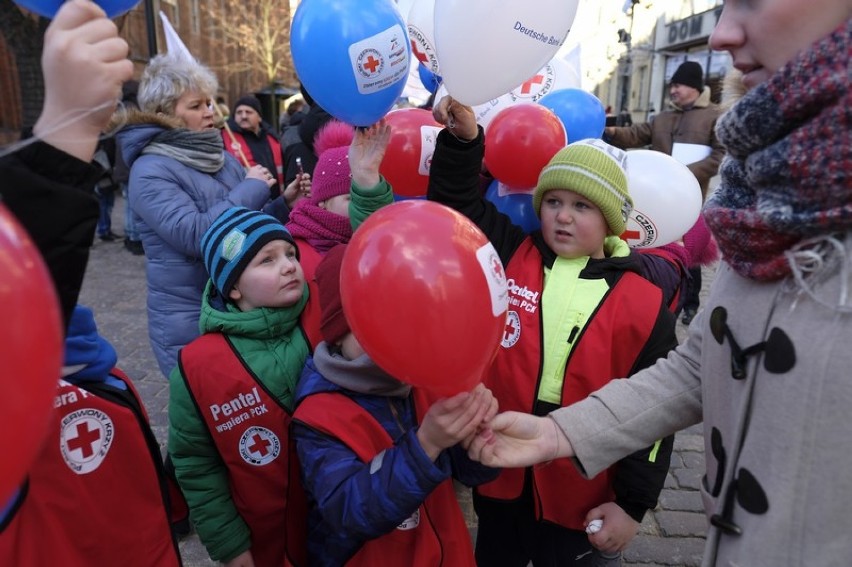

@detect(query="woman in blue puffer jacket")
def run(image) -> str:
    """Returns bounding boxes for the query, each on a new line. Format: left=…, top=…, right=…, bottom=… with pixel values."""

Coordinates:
left=116, top=54, right=289, bottom=377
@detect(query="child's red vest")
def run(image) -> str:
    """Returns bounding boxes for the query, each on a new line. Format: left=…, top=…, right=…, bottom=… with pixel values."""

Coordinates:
left=476, top=239, right=661, bottom=530
left=223, top=129, right=284, bottom=187
left=0, top=370, right=181, bottom=567
left=294, top=237, right=323, bottom=349
left=179, top=333, right=306, bottom=567
left=295, top=390, right=476, bottom=567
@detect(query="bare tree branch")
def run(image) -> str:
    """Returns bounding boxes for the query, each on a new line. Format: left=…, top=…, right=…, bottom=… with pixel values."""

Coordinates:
left=206, top=0, right=297, bottom=88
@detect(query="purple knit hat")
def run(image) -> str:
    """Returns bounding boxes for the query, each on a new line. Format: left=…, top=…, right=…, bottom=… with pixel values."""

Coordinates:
left=311, top=120, right=355, bottom=205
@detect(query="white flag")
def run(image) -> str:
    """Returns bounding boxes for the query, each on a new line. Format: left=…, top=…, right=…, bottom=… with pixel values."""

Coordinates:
left=159, top=11, right=194, bottom=61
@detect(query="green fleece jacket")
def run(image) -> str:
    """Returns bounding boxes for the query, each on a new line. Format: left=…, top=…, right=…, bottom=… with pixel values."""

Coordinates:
left=168, top=282, right=309, bottom=563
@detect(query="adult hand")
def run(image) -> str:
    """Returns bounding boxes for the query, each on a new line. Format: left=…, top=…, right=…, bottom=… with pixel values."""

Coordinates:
left=282, top=172, right=311, bottom=207
left=432, top=96, right=478, bottom=142
left=417, top=384, right=496, bottom=461
left=467, top=412, right=573, bottom=467
left=245, top=164, right=276, bottom=188
left=584, top=502, right=640, bottom=555
left=349, top=119, right=391, bottom=188
left=33, top=0, right=133, bottom=162
left=223, top=549, right=255, bottom=567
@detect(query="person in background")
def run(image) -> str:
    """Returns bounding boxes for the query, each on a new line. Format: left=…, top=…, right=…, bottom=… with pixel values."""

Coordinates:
left=467, top=5, right=852, bottom=566
left=605, top=60, right=725, bottom=325
left=222, top=94, right=299, bottom=201
left=428, top=97, right=680, bottom=566
left=216, top=96, right=230, bottom=119
left=115, top=54, right=295, bottom=377
left=92, top=135, right=121, bottom=241
left=113, top=80, right=145, bottom=255
left=292, top=244, right=499, bottom=567
left=169, top=207, right=311, bottom=567
left=280, top=97, right=306, bottom=133
left=282, top=84, right=333, bottom=185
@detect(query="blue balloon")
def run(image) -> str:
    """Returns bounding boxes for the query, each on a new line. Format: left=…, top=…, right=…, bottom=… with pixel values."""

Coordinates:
left=392, top=193, right=425, bottom=202
left=538, top=88, right=606, bottom=142
left=291, top=0, right=411, bottom=127
left=485, top=180, right=541, bottom=234
left=14, top=0, right=138, bottom=18
left=417, top=63, right=442, bottom=94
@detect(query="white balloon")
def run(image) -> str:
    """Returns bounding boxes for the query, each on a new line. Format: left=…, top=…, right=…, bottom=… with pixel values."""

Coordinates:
left=407, top=0, right=440, bottom=73
left=434, top=0, right=579, bottom=106
left=624, top=150, right=703, bottom=249
left=506, top=56, right=582, bottom=104
left=471, top=55, right=582, bottom=131
left=473, top=94, right=515, bottom=131
left=394, top=0, right=415, bottom=21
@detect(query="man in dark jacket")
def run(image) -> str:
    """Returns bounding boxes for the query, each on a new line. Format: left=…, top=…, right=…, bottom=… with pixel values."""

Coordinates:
left=604, top=61, right=725, bottom=324
left=222, top=94, right=285, bottom=198
left=282, top=85, right=333, bottom=185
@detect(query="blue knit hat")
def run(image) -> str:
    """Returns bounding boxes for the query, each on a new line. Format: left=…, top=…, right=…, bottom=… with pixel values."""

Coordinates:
left=201, top=207, right=298, bottom=297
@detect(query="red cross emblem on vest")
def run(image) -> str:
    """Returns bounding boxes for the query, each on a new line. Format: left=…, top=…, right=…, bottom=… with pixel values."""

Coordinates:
left=67, top=422, right=101, bottom=458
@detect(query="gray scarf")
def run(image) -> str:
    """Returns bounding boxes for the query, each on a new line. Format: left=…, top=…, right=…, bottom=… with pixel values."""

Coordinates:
left=142, top=128, right=226, bottom=173
left=313, top=342, right=412, bottom=398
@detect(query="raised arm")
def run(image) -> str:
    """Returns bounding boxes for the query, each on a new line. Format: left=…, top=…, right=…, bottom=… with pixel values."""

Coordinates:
left=34, top=0, right=133, bottom=162
left=347, top=119, right=394, bottom=231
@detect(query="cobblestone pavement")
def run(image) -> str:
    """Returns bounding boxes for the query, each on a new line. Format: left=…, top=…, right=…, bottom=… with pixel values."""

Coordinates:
left=79, top=196, right=713, bottom=566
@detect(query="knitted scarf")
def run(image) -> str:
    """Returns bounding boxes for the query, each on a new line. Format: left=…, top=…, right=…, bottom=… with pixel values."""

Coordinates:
left=703, top=21, right=851, bottom=282
left=286, top=201, right=352, bottom=254
left=142, top=128, right=226, bottom=173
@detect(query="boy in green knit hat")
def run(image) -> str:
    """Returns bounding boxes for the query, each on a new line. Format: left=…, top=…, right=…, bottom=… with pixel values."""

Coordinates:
left=428, top=98, right=682, bottom=566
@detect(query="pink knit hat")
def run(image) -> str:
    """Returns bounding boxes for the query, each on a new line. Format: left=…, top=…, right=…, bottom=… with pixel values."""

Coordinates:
left=310, top=120, right=355, bottom=205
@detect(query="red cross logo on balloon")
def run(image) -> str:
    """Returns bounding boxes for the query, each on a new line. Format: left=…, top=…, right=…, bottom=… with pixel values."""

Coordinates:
left=520, top=74, right=545, bottom=95
left=491, top=256, right=505, bottom=281
left=356, top=49, right=384, bottom=78
left=411, top=40, right=429, bottom=65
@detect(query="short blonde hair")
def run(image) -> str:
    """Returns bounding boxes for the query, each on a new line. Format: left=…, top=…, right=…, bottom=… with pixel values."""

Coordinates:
left=137, top=54, right=218, bottom=116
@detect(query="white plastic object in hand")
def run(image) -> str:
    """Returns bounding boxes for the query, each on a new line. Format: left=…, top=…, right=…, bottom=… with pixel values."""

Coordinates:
left=585, top=519, right=603, bottom=534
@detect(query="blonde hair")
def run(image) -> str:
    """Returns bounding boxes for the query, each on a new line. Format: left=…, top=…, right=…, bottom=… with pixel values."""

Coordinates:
left=137, top=54, right=218, bottom=116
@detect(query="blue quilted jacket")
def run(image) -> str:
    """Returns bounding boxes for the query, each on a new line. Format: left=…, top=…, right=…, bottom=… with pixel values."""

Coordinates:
left=292, top=351, right=499, bottom=566
left=117, top=116, right=272, bottom=376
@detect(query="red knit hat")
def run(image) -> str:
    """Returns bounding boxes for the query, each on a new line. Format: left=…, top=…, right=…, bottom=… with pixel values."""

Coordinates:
left=310, top=120, right=355, bottom=205
left=315, top=244, right=350, bottom=344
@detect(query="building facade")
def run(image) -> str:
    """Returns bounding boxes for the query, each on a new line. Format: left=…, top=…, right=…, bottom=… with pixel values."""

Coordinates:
left=0, top=0, right=300, bottom=141
left=567, top=0, right=729, bottom=125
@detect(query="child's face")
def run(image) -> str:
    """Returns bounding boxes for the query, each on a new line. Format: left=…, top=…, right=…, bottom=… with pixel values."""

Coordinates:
left=539, top=189, right=608, bottom=260
left=229, top=240, right=305, bottom=311
left=319, top=194, right=352, bottom=218
left=709, top=0, right=850, bottom=91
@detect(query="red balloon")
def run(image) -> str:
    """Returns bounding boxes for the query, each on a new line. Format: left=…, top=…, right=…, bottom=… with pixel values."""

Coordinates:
left=0, top=203, right=63, bottom=502
left=379, top=108, right=442, bottom=198
left=341, top=200, right=509, bottom=395
left=484, top=103, right=566, bottom=189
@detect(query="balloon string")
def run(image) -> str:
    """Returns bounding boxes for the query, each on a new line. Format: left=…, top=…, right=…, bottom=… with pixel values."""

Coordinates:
left=0, top=99, right=126, bottom=160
